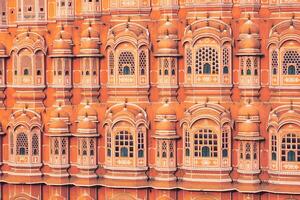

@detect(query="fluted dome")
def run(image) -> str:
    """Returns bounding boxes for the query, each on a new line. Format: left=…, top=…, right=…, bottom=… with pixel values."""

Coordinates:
left=240, top=19, right=259, bottom=35
left=78, top=104, right=97, bottom=118
left=53, top=38, right=72, bottom=50
left=77, top=117, right=97, bottom=133
left=239, top=34, right=261, bottom=49
left=81, top=26, right=99, bottom=38
left=239, top=121, right=260, bottom=132
left=158, top=20, right=178, bottom=37
left=48, top=118, right=69, bottom=133
left=156, top=120, right=176, bottom=131
left=156, top=102, right=176, bottom=117
left=81, top=38, right=99, bottom=49
left=55, top=30, right=72, bottom=40
left=157, top=36, right=178, bottom=54
left=238, top=103, right=259, bottom=117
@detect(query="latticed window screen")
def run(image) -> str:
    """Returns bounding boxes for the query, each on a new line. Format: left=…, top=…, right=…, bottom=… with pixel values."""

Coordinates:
left=271, top=135, right=277, bottom=160
left=245, top=143, right=251, bottom=160
left=253, top=143, right=258, bottom=160
left=171, top=58, right=176, bottom=75
left=139, top=50, right=147, bottom=75
left=253, top=57, right=258, bottom=75
left=162, top=141, right=167, bottom=158
left=107, top=131, right=112, bottom=157
left=271, top=51, right=278, bottom=75
left=61, top=138, right=67, bottom=155
left=109, top=51, right=114, bottom=75
left=195, top=47, right=219, bottom=74
left=282, top=50, right=300, bottom=75
left=90, top=138, right=95, bottom=156
left=185, top=131, right=190, bottom=156
left=115, top=131, right=134, bottom=158
left=32, top=134, right=39, bottom=156
left=222, top=47, right=229, bottom=74
left=10, top=133, right=13, bottom=154
left=246, top=58, right=252, bottom=75
left=186, top=48, right=192, bottom=74
left=16, top=133, right=28, bottom=155
left=194, top=129, right=218, bottom=157
left=222, top=128, right=229, bottom=157
left=118, top=51, right=135, bottom=75
left=82, top=139, right=88, bottom=156
left=240, top=142, right=243, bottom=159
left=137, top=130, right=144, bottom=158
left=281, top=133, right=300, bottom=162
left=169, top=141, right=174, bottom=158
left=54, top=138, right=59, bottom=155
left=164, top=58, right=169, bottom=75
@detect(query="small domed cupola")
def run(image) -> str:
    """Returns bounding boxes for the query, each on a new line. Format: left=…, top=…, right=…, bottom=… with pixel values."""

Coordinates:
left=237, top=16, right=263, bottom=98
left=238, top=16, right=261, bottom=55
left=153, top=100, right=179, bottom=181
left=47, top=111, right=71, bottom=136
left=236, top=102, right=261, bottom=139
left=155, top=18, right=181, bottom=101
left=156, top=18, right=179, bottom=56
left=52, top=27, right=73, bottom=56
left=79, top=23, right=102, bottom=56
left=75, top=103, right=98, bottom=137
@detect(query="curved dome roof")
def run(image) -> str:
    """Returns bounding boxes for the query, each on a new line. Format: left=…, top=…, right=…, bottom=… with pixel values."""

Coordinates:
left=239, top=121, right=260, bottom=132
left=238, top=103, right=259, bottom=117
left=240, top=19, right=259, bottom=35
left=239, top=34, right=261, bottom=50
left=158, top=19, right=178, bottom=37
left=156, top=102, right=176, bottom=116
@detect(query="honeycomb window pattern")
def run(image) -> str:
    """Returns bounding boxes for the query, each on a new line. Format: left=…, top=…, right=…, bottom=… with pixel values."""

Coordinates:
left=139, top=51, right=147, bottom=75
left=16, top=133, right=29, bottom=155
left=186, top=48, right=192, bottom=74
left=272, top=51, right=278, bottom=75
left=194, top=129, right=218, bottom=158
left=282, top=50, right=300, bottom=75
left=185, top=131, right=190, bottom=156
left=195, top=47, right=219, bottom=75
left=222, top=128, right=229, bottom=157
left=32, top=134, right=39, bottom=156
left=118, top=51, right=135, bottom=75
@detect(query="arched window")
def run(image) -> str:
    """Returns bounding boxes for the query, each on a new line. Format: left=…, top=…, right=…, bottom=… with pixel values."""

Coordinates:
left=281, top=133, right=300, bottom=162
left=222, top=128, right=229, bottom=158
left=203, top=63, right=211, bottom=74
left=16, top=133, right=28, bottom=155
left=118, top=51, right=135, bottom=75
left=288, top=151, right=296, bottom=161
left=201, top=146, right=210, bottom=157
left=115, top=131, right=133, bottom=158
left=123, top=66, right=130, bottom=75
left=24, top=69, right=29, bottom=75
left=288, top=65, right=296, bottom=75
left=194, top=129, right=218, bottom=158
left=223, top=66, right=229, bottom=74
left=187, top=66, right=192, bottom=74
left=32, top=134, right=39, bottom=156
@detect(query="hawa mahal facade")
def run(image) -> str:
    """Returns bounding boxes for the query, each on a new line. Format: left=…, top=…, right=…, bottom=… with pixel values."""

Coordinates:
left=0, top=0, right=299, bottom=199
